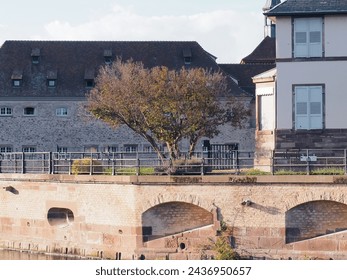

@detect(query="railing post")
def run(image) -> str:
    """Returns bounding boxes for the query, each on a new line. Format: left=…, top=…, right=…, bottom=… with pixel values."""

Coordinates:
left=136, top=152, right=140, bottom=176
left=21, top=152, right=25, bottom=174
left=201, top=158, right=205, bottom=176
left=112, top=155, right=115, bottom=176
left=89, top=157, right=93, bottom=175
left=344, top=149, right=347, bottom=175
left=271, top=150, right=275, bottom=175
left=49, top=152, right=53, bottom=174
left=306, top=149, right=310, bottom=175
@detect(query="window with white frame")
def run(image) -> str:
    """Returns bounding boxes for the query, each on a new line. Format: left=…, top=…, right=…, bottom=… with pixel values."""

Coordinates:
left=57, top=146, right=68, bottom=153
left=0, top=107, right=12, bottom=116
left=107, top=146, right=118, bottom=153
left=0, top=146, right=13, bottom=153
left=294, top=17, right=323, bottom=58
left=23, top=146, right=36, bottom=153
left=56, top=107, right=68, bottom=116
left=294, top=85, right=324, bottom=130
left=124, top=145, right=137, bottom=153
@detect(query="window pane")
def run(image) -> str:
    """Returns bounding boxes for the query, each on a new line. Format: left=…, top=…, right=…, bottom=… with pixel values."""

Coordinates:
left=310, top=31, right=321, bottom=43
left=296, top=102, right=307, bottom=115
left=295, top=32, right=307, bottom=44
left=24, top=107, right=35, bottom=115
left=310, top=102, right=321, bottom=114
left=56, top=107, right=68, bottom=116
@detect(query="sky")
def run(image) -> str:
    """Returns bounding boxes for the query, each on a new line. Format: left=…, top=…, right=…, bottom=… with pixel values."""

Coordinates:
left=0, top=0, right=266, bottom=63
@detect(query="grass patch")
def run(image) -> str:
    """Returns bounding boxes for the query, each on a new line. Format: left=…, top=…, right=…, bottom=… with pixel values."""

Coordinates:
left=115, top=167, right=155, bottom=175
left=310, top=168, right=345, bottom=175
left=274, top=169, right=306, bottom=175
left=241, top=168, right=271, bottom=175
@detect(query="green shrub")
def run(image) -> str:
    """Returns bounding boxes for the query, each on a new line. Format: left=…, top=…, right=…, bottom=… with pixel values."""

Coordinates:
left=274, top=169, right=306, bottom=175
left=310, top=168, right=344, bottom=175
left=115, top=167, right=155, bottom=175
left=213, top=237, right=240, bottom=260
left=71, top=158, right=103, bottom=175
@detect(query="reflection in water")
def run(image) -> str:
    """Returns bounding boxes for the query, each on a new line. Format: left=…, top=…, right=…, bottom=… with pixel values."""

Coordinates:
left=0, top=250, right=79, bottom=260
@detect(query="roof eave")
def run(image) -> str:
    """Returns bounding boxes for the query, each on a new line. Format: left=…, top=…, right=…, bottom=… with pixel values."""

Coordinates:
left=265, top=10, right=347, bottom=17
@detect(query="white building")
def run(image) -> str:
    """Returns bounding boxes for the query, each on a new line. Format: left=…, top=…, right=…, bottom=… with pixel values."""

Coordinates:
left=255, top=0, right=347, bottom=169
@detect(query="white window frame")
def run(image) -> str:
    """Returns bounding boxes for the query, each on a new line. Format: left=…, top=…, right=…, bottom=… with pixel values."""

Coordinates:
left=0, top=146, right=13, bottom=153
left=294, top=85, right=324, bottom=130
left=56, top=107, right=68, bottom=116
left=294, top=17, right=323, bottom=58
left=124, top=145, right=137, bottom=153
left=23, top=146, right=36, bottom=153
left=0, top=107, right=12, bottom=116
left=57, top=146, right=68, bottom=153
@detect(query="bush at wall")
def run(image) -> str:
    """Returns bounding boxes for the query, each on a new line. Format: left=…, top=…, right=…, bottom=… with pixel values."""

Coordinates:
left=71, top=158, right=103, bottom=175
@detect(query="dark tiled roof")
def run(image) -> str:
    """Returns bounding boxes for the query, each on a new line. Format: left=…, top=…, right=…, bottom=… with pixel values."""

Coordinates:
left=219, top=64, right=275, bottom=96
left=240, top=36, right=276, bottom=65
left=0, top=41, right=245, bottom=97
left=266, top=0, right=347, bottom=16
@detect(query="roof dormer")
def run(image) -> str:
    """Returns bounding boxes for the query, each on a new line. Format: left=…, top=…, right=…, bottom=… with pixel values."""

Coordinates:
left=31, top=48, right=41, bottom=64
left=104, top=50, right=113, bottom=64
left=183, top=48, right=192, bottom=65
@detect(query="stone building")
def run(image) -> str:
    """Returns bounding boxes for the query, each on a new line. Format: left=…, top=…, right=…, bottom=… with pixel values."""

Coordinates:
left=0, top=40, right=254, bottom=154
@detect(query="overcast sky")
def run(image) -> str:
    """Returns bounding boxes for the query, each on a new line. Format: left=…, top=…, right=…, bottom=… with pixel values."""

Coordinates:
left=0, top=0, right=267, bottom=63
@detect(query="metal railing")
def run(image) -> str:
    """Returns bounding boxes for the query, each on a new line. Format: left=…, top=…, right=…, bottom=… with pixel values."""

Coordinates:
left=0, top=151, right=254, bottom=175
left=1, top=149, right=347, bottom=175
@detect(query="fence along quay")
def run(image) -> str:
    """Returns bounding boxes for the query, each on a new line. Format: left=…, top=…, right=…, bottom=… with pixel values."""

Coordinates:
left=1, top=149, right=347, bottom=175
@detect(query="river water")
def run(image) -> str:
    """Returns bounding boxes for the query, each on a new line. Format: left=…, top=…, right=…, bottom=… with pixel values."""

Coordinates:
left=0, top=250, right=78, bottom=260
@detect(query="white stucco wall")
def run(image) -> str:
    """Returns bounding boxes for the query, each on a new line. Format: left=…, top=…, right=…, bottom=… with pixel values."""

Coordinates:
left=325, top=16, right=347, bottom=57
left=276, top=17, right=292, bottom=59
left=276, top=61, right=347, bottom=129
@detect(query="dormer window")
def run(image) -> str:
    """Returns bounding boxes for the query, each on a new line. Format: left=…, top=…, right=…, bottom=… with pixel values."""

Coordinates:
left=183, top=48, right=192, bottom=65
left=85, top=68, right=95, bottom=88
left=32, top=56, right=39, bottom=64
left=12, top=80, right=21, bottom=87
left=104, top=50, right=113, bottom=64
left=11, top=70, right=23, bottom=87
left=48, top=79, right=56, bottom=87
left=31, top=48, right=40, bottom=64
left=47, top=70, right=57, bottom=88
left=85, top=80, right=94, bottom=88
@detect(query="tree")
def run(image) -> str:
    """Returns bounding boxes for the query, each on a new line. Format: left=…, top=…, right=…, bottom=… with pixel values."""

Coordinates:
left=87, top=59, right=249, bottom=162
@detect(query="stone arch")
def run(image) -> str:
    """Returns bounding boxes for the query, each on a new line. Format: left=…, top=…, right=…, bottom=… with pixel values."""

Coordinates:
left=140, top=192, right=215, bottom=214
left=285, top=200, right=347, bottom=243
left=142, top=201, right=214, bottom=241
left=284, top=190, right=347, bottom=211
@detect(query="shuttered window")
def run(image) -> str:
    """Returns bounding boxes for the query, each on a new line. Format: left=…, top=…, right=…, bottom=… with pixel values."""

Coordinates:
left=294, top=18, right=323, bottom=58
left=294, top=86, right=323, bottom=130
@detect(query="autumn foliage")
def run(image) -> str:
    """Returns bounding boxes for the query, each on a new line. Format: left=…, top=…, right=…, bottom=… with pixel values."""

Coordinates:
left=87, top=59, right=248, bottom=161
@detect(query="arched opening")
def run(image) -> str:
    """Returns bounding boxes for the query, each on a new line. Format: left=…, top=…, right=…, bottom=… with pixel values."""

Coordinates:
left=47, top=207, right=74, bottom=227
left=285, top=200, right=347, bottom=243
left=142, top=201, right=213, bottom=242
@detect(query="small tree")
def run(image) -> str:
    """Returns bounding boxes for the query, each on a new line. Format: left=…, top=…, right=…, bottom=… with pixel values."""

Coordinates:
left=87, top=59, right=249, bottom=162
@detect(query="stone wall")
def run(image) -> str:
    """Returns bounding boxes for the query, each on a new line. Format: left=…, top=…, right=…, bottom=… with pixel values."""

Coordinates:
left=1, top=174, right=347, bottom=259
left=275, top=129, right=347, bottom=150
left=0, top=99, right=255, bottom=153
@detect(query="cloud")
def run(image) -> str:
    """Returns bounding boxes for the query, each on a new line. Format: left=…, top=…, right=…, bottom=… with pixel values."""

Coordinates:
left=43, top=4, right=263, bottom=63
